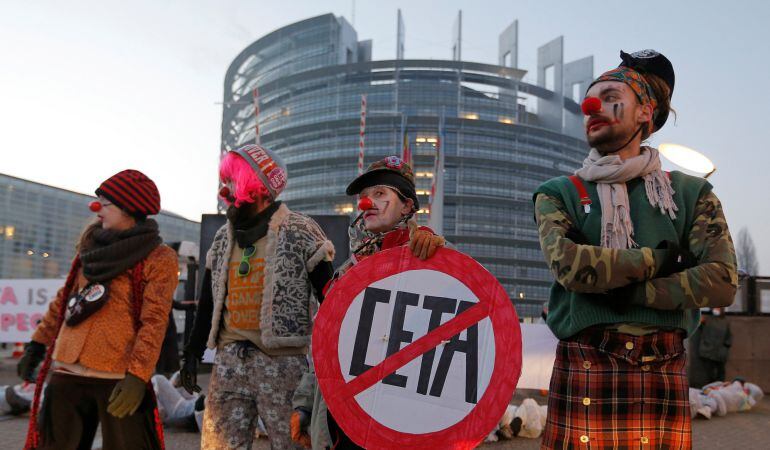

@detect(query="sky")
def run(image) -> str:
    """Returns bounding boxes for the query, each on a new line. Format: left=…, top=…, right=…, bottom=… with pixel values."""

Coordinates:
left=1, top=0, right=769, bottom=271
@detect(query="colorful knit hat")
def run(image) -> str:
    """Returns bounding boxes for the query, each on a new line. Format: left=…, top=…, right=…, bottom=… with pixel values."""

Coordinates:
left=346, top=156, right=419, bottom=210
left=232, top=144, right=287, bottom=200
left=95, top=169, right=161, bottom=218
left=589, top=66, right=657, bottom=112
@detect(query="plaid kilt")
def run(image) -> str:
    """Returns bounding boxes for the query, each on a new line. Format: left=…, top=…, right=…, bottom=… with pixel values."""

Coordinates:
left=542, top=327, right=691, bottom=449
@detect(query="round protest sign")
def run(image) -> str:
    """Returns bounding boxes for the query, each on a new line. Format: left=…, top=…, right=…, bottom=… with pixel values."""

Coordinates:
left=313, top=246, right=522, bottom=450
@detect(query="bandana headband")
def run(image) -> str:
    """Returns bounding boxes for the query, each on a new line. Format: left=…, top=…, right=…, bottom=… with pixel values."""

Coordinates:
left=589, top=66, right=658, bottom=113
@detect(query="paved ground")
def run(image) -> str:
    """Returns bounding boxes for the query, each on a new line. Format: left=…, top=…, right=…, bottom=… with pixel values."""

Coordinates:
left=1, top=355, right=769, bottom=449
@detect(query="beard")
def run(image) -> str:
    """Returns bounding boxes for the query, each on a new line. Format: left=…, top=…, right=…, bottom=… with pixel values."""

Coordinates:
left=586, top=124, right=639, bottom=155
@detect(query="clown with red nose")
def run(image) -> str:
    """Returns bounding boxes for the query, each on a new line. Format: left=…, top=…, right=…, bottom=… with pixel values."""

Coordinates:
left=289, top=156, right=445, bottom=449
left=180, top=144, right=336, bottom=450
left=347, top=156, right=445, bottom=261
left=534, top=50, right=737, bottom=449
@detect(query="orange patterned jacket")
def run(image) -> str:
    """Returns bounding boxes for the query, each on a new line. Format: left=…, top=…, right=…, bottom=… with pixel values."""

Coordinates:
left=32, top=245, right=179, bottom=382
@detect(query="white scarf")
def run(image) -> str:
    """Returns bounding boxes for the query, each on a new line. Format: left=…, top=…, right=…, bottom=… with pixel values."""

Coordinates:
left=575, top=147, right=678, bottom=249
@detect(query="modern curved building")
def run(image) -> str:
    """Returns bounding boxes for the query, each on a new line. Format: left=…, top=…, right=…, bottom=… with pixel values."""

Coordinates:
left=220, top=13, right=593, bottom=317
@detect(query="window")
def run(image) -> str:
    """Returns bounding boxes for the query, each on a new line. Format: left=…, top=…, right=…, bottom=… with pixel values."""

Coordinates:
left=544, top=65, right=555, bottom=91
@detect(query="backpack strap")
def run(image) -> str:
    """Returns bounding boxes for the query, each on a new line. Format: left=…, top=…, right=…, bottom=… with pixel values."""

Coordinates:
left=568, top=175, right=592, bottom=214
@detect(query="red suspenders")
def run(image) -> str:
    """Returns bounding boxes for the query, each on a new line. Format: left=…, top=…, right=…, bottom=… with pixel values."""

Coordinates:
left=568, top=175, right=592, bottom=214
left=567, top=172, right=671, bottom=215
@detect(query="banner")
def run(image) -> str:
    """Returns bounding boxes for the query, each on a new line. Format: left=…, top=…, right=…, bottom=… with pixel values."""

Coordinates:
left=517, top=323, right=558, bottom=390
left=0, top=279, right=63, bottom=343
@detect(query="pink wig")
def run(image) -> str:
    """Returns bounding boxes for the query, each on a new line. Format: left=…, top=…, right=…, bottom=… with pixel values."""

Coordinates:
left=219, top=152, right=271, bottom=207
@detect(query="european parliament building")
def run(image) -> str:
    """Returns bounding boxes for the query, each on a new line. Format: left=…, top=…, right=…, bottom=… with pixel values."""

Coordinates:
left=220, top=13, right=593, bottom=317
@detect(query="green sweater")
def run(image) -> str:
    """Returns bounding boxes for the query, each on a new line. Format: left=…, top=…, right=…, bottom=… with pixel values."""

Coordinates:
left=533, top=170, right=737, bottom=340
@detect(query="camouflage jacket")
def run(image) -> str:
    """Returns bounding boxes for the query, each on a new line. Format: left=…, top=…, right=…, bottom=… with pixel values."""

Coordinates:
left=533, top=173, right=737, bottom=338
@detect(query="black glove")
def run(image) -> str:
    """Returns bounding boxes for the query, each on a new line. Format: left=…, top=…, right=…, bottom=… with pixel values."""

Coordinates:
left=606, top=283, right=638, bottom=315
left=565, top=228, right=590, bottom=245
left=107, top=372, right=147, bottom=418
left=180, top=351, right=201, bottom=395
left=655, top=240, right=697, bottom=278
left=17, top=341, right=46, bottom=383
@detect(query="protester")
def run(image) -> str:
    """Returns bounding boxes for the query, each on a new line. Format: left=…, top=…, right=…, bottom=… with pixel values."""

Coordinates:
left=0, top=383, right=35, bottom=416
left=152, top=372, right=204, bottom=431
left=291, top=156, right=445, bottom=450
left=533, top=50, right=738, bottom=448
left=690, top=308, right=732, bottom=387
left=180, top=144, right=335, bottom=450
left=689, top=378, right=764, bottom=419
left=17, top=169, right=179, bottom=450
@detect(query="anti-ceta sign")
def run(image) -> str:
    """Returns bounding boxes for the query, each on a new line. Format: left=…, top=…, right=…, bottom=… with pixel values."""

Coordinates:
left=0, top=279, right=62, bottom=343
left=313, top=247, right=522, bottom=450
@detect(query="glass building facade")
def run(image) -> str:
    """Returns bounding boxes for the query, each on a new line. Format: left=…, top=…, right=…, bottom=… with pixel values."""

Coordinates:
left=221, top=14, right=591, bottom=317
left=0, top=173, right=200, bottom=279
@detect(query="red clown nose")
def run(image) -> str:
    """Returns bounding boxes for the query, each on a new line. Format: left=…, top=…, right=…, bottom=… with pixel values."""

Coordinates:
left=581, top=96, right=602, bottom=116
left=358, top=197, right=373, bottom=211
left=89, top=201, right=102, bottom=212
left=219, top=186, right=231, bottom=199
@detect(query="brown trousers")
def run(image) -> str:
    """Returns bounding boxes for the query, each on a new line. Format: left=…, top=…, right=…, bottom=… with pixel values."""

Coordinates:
left=37, top=372, right=162, bottom=450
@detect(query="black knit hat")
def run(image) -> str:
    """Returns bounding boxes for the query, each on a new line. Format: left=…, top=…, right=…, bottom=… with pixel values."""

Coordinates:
left=95, top=170, right=161, bottom=218
left=346, top=156, right=419, bottom=210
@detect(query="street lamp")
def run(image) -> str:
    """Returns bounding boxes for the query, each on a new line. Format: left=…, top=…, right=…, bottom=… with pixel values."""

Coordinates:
left=659, top=143, right=716, bottom=178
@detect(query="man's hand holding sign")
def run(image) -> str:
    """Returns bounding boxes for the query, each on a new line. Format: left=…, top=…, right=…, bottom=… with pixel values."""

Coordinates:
left=313, top=245, right=522, bottom=450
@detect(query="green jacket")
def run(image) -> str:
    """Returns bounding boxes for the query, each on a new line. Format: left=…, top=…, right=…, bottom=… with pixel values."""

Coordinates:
left=533, top=170, right=738, bottom=339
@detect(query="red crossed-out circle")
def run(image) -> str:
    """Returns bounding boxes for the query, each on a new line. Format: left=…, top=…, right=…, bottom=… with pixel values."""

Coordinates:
left=313, top=246, right=522, bottom=450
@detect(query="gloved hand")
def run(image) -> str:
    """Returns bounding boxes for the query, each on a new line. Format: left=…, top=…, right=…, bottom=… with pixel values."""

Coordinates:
left=606, top=282, right=639, bottom=315
left=180, top=351, right=201, bottom=395
left=409, top=229, right=445, bottom=260
left=290, top=408, right=312, bottom=448
left=107, top=372, right=147, bottom=418
left=655, top=240, right=698, bottom=278
left=565, top=227, right=590, bottom=245
left=17, top=341, right=46, bottom=383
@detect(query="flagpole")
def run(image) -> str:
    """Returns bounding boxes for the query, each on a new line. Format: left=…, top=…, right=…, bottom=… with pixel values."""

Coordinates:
left=252, top=87, right=261, bottom=145
left=428, top=112, right=445, bottom=234
left=358, top=95, right=367, bottom=175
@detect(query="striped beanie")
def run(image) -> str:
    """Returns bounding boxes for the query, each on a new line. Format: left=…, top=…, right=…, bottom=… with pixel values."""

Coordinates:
left=233, top=144, right=287, bottom=200
left=95, top=169, right=161, bottom=218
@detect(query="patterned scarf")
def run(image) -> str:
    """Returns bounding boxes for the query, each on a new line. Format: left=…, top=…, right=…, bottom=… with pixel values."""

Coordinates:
left=348, top=213, right=416, bottom=258
left=575, top=147, right=678, bottom=249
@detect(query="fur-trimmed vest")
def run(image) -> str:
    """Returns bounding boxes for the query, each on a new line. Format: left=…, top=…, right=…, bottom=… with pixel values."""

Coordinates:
left=205, top=203, right=334, bottom=350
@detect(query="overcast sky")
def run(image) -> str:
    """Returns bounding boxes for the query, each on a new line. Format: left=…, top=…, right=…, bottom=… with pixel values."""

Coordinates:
left=2, top=0, right=768, bottom=271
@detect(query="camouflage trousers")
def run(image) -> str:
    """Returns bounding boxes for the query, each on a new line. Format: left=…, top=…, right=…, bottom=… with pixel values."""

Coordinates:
left=201, top=342, right=308, bottom=450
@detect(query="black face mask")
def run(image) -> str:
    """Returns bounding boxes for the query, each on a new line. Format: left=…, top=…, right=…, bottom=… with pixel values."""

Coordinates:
left=227, top=200, right=282, bottom=248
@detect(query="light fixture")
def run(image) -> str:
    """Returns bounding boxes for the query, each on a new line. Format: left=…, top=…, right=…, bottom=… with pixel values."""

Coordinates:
left=334, top=203, right=354, bottom=214
left=659, top=143, right=716, bottom=178
left=519, top=292, right=525, bottom=299
left=27, top=250, right=34, bottom=256
left=42, top=252, right=50, bottom=258
left=463, top=113, right=479, bottom=120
